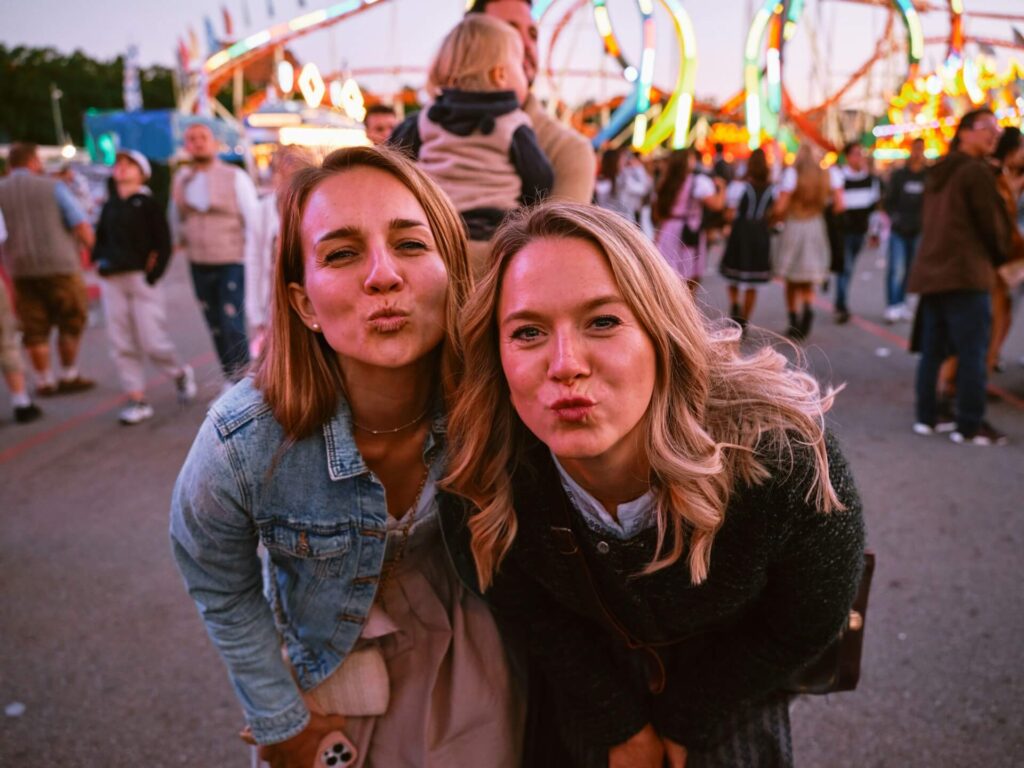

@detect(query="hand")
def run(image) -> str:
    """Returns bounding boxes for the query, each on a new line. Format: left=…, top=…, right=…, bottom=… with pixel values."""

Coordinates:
left=662, top=736, right=688, bottom=768
left=248, top=712, right=349, bottom=768
left=145, top=251, right=158, bottom=273
left=609, top=724, right=664, bottom=768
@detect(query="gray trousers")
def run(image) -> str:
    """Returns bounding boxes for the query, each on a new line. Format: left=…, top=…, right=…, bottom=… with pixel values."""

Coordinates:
left=100, top=272, right=182, bottom=395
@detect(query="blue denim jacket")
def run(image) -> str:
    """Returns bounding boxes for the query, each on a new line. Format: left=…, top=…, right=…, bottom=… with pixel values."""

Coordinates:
left=169, top=378, right=446, bottom=744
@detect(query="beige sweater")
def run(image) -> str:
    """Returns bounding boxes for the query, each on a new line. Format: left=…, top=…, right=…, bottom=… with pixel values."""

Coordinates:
left=524, top=95, right=595, bottom=204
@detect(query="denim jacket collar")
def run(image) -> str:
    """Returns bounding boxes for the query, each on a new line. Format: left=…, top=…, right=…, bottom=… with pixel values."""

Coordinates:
left=322, top=396, right=448, bottom=481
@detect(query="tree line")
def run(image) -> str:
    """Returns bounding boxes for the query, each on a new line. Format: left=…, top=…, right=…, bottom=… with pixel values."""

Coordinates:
left=0, top=45, right=177, bottom=146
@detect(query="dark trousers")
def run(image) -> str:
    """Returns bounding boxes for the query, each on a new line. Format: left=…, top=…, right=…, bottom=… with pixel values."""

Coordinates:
left=189, top=263, right=250, bottom=381
left=834, top=232, right=866, bottom=312
left=915, top=291, right=991, bottom=433
left=886, top=232, right=919, bottom=307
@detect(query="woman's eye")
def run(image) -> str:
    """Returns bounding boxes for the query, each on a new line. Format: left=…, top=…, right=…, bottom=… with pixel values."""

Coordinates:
left=510, top=325, right=542, bottom=342
left=397, top=240, right=427, bottom=252
left=324, top=248, right=357, bottom=263
left=591, top=315, right=622, bottom=330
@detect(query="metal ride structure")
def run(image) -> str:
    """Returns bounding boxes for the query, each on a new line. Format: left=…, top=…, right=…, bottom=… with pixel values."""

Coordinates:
left=533, top=0, right=698, bottom=152
left=178, top=0, right=397, bottom=123
left=743, top=0, right=949, bottom=150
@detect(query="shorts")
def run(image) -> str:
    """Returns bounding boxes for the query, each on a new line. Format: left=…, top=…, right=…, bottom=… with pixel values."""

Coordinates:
left=13, top=274, right=88, bottom=346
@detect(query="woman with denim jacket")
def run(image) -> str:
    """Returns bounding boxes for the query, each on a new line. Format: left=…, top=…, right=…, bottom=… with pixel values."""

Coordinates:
left=170, top=146, right=522, bottom=768
left=442, top=202, right=865, bottom=767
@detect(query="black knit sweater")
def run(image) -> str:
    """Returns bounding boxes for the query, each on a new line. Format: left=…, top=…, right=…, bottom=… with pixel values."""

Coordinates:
left=480, top=431, right=865, bottom=759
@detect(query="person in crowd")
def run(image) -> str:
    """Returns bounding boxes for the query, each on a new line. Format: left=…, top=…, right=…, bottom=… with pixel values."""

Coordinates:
left=170, top=146, right=522, bottom=768
left=618, top=150, right=654, bottom=227
left=55, top=163, right=98, bottom=224
left=364, top=104, right=399, bottom=146
left=711, top=142, right=734, bottom=183
left=908, top=108, right=1011, bottom=446
left=594, top=146, right=629, bottom=217
left=390, top=13, right=553, bottom=277
left=831, top=142, right=881, bottom=324
left=248, top=146, right=313, bottom=354
left=882, top=138, right=928, bottom=323
left=774, top=145, right=837, bottom=340
left=171, top=122, right=260, bottom=391
left=719, top=147, right=775, bottom=332
left=467, top=0, right=595, bottom=204
left=987, top=126, right=1024, bottom=374
left=0, top=208, right=43, bottom=423
left=91, top=149, right=196, bottom=425
left=443, top=201, right=865, bottom=768
left=0, top=142, right=96, bottom=396
left=653, top=148, right=726, bottom=289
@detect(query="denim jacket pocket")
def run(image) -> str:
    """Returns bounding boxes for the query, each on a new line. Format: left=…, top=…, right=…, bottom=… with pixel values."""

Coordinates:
left=260, top=520, right=357, bottom=625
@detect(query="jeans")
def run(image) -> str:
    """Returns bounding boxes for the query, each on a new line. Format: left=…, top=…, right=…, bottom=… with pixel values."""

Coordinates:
left=914, top=291, right=991, bottom=433
left=887, top=232, right=919, bottom=307
left=834, top=232, right=865, bottom=313
left=189, top=263, right=250, bottom=380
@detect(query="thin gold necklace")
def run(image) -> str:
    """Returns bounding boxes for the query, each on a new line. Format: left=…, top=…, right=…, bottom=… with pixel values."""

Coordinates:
left=352, top=407, right=428, bottom=435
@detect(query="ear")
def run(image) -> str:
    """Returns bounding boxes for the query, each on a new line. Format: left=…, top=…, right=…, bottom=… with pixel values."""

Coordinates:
left=287, top=282, right=320, bottom=331
left=489, top=64, right=509, bottom=90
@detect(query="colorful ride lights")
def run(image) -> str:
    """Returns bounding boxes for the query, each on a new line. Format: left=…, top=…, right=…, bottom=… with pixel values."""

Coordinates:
left=744, top=0, right=936, bottom=149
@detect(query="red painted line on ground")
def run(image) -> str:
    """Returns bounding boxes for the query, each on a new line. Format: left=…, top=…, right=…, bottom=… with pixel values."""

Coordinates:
left=0, top=351, right=216, bottom=465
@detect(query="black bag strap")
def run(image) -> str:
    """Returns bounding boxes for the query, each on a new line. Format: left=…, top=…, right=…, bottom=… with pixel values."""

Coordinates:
left=547, top=490, right=676, bottom=694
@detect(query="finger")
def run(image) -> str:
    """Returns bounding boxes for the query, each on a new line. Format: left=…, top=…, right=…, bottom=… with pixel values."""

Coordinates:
left=239, top=726, right=257, bottom=745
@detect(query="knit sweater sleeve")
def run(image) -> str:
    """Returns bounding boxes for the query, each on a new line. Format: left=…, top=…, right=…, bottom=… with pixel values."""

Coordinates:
left=489, top=556, right=651, bottom=751
left=651, top=433, right=866, bottom=749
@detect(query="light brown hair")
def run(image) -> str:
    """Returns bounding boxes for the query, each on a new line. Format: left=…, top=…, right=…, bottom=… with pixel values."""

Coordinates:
left=253, top=145, right=472, bottom=441
left=790, top=145, right=830, bottom=216
left=428, top=14, right=524, bottom=95
left=444, top=202, right=842, bottom=589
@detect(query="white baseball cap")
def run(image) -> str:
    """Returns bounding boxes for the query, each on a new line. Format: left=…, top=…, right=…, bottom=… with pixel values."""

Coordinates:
left=115, top=149, right=152, bottom=180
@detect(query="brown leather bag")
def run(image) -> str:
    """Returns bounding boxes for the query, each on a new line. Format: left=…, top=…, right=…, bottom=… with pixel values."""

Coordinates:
left=784, top=551, right=875, bottom=695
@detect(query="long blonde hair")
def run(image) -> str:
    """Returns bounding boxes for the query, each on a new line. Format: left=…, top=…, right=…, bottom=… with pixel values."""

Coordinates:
left=427, top=14, right=524, bottom=96
left=790, top=144, right=830, bottom=215
left=443, top=202, right=842, bottom=589
left=253, top=145, right=472, bottom=441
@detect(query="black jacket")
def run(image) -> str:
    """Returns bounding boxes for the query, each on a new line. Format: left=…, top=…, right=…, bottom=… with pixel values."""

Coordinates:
left=92, top=183, right=172, bottom=283
left=443, top=431, right=864, bottom=761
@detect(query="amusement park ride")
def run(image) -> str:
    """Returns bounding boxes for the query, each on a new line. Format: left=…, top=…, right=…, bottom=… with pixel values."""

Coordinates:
left=173, top=0, right=1023, bottom=163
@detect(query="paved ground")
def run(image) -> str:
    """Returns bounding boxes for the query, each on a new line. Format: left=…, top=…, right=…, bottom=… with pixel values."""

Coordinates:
left=1, top=242, right=1022, bottom=767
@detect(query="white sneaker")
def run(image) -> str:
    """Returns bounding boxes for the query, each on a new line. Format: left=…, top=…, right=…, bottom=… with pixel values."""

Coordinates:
left=119, top=401, right=154, bottom=425
left=175, top=364, right=198, bottom=404
left=883, top=305, right=902, bottom=324
left=898, top=303, right=915, bottom=321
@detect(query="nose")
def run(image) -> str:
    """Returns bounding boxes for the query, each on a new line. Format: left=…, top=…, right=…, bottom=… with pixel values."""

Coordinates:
left=363, top=246, right=403, bottom=293
left=548, top=328, right=588, bottom=382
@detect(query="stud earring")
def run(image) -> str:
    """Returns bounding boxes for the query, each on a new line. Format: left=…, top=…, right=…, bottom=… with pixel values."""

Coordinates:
left=312, top=322, right=321, bottom=331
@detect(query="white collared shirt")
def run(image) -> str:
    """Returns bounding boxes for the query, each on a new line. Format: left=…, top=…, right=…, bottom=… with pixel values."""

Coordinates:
left=552, top=453, right=657, bottom=539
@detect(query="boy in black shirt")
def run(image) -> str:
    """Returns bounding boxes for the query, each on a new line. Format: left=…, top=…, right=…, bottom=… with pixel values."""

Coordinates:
left=93, top=150, right=196, bottom=424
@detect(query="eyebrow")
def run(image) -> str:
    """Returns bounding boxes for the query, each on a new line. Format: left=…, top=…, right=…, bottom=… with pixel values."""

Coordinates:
left=315, top=218, right=429, bottom=245
left=501, top=294, right=626, bottom=325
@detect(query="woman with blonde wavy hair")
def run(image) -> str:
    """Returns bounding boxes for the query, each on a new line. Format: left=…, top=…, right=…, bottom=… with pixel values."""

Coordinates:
left=170, top=146, right=522, bottom=768
left=442, top=201, right=865, bottom=768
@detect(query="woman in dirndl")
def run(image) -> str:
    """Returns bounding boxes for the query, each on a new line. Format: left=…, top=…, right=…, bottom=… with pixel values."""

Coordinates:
left=719, top=148, right=775, bottom=333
